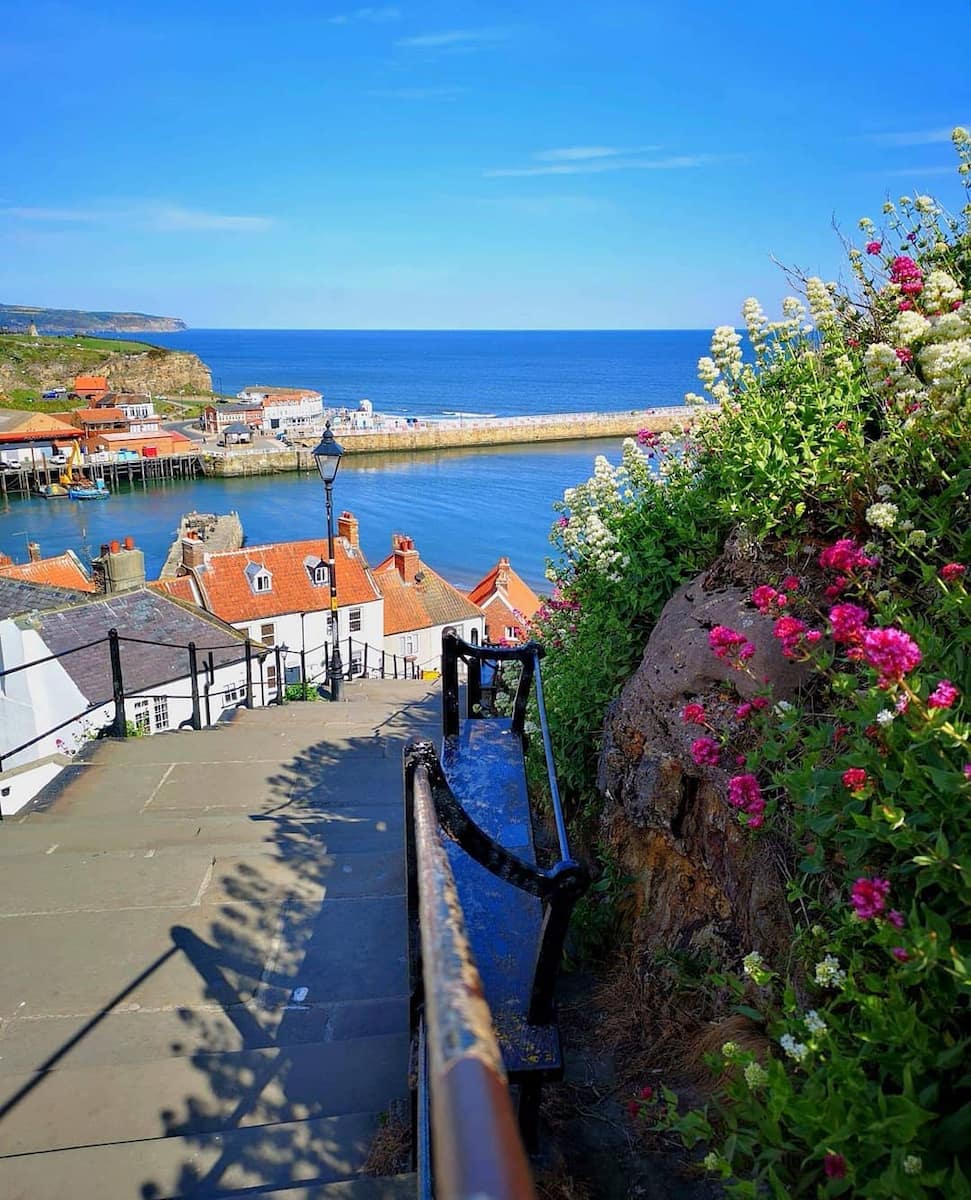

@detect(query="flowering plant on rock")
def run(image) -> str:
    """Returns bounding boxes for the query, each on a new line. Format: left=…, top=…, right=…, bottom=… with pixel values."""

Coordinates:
left=534, top=129, right=970, bottom=1196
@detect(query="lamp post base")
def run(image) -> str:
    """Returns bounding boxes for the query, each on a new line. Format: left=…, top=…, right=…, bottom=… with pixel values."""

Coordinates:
left=330, top=646, right=343, bottom=702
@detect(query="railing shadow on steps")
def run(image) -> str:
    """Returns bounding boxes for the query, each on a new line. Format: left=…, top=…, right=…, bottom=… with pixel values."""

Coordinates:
left=404, top=632, right=590, bottom=1198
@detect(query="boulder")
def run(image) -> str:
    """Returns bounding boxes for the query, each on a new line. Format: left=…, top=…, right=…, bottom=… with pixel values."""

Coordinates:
left=597, top=571, right=812, bottom=963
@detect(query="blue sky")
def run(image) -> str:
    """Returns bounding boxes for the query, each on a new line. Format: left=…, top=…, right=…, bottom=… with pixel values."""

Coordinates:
left=2, top=0, right=969, bottom=329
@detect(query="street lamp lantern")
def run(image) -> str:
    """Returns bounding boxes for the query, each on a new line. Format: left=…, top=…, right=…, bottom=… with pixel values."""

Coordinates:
left=312, top=422, right=343, bottom=484
left=311, top=422, right=345, bottom=701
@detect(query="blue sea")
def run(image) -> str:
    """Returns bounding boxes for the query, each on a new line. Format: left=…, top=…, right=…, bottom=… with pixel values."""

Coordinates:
left=117, top=329, right=710, bottom=417
left=1, top=331, right=709, bottom=591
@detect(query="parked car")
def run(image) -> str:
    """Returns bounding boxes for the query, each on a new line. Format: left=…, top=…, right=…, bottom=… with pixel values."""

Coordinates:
left=47, top=453, right=68, bottom=466
left=0, top=459, right=20, bottom=471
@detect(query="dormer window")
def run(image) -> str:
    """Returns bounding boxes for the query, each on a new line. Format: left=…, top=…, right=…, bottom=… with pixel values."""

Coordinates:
left=244, top=561, right=272, bottom=595
left=304, top=555, right=329, bottom=587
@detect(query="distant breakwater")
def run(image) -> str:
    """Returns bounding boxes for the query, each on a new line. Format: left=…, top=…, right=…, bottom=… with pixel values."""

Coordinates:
left=205, top=406, right=698, bottom=477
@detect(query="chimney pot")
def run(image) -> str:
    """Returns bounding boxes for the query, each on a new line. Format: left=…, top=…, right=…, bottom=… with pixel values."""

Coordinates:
left=123, top=536, right=135, bottom=551
left=28, top=541, right=42, bottom=562
left=393, top=535, right=420, bottom=584
left=110, top=540, right=121, bottom=554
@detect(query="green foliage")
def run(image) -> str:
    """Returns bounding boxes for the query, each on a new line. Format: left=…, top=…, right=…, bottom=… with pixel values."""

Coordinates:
left=283, top=682, right=317, bottom=701
left=538, top=131, right=971, bottom=1195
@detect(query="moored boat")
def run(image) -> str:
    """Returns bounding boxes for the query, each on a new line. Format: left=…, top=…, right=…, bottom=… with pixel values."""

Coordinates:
left=68, top=479, right=110, bottom=500
left=38, top=483, right=68, bottom=498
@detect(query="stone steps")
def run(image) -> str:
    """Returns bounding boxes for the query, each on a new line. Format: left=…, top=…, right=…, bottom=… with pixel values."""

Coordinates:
left=0, top=687, right=435, bottom=1198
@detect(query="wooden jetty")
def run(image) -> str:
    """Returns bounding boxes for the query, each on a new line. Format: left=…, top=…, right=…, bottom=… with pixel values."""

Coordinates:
left=0, top=452, right=202, bottom=498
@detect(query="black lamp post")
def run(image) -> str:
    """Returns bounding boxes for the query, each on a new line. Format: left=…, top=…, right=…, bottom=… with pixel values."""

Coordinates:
left=312, top=422, right=344, bottom=701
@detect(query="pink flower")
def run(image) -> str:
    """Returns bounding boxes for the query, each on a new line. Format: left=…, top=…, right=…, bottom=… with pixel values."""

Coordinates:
left=892, top=947, right=910, bottom=962
left=735, top=702, right=753, bottom=720
left=895, top=346, right=913, bottom=363
left=928, top=680, right=959, bottom=709
left=691, top=737, right=721, bottom=767
left=829, top=603, right=870, bottom=645
left=865, top=240, right=882, bottom=255
left=728, top=774, right=763, bottom=813
left=901, top=279, right=923, bottom=296
left=557, top=515, right=569, bottom=527
left=639, top=1085, right=654, bottom=1101
left=824, top=1154, right=847, bottom=1180
left=751, top=584, right=783, bottom=614
left=627, top=1099, right=639, bottom=1119
left=861, top=627, right=922, bottom=686
left=747, top=813, right=764, bottom=828
left=782, top=575, right=800, bottom=591
left=773, top=615, right=808, bottom=658
left=835, top=419, right=849, bottom=433
left=906, top=231, right=917, bottom=243
left=887, top=910, right=904, bottom=929
left=842, top=767, right=868, bottom=792
left=682, top=702, right=707, bottom=724
left=890, top=255, right=922, bottom=285
left=965, top=764, right=971, bottom=780
left=940, top=562, right=966, bottom=582
left=751, top=696, right=769, bottom=710
left=805, top=630, right=822, bottom=643
left=851, top=876, right=891, bottom=920
left=708, top=625, right=756, bottom=668
left=897, top=299, right=915, bottom=311
left=819, top=539, right=876, bottom=574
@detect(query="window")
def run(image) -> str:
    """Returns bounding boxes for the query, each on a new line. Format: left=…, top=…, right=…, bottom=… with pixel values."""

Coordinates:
left=505, top=626, right=518, bottom=640
left=133, top=698, right=151, bottom=733
left=266, top=663, right=278, bottom=693
left=254, top=572, right=271, bottom=593
left=400, top=634, right=418, bottom=656
left=222, top=682, right=245, bottom=708
left=313, top=565, right=328, bottom=585
left=153, top=696, right=169, bottom=731
left=260, top=622, right=275, bottom=646
left=350, top=652, right=363, bottom=677
left=349, top=608, right=361, bottom=632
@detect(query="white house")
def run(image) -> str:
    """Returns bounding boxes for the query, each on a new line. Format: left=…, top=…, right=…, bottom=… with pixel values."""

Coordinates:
left=372, top=534, right=485, bottom=675
left=0, top=579, right=267, bottom=816
left=156, top=511, right=385, bottom=687
left=235, top=387, right=325, bottom=438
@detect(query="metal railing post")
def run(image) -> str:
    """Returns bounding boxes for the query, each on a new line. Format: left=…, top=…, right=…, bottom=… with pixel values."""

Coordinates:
left=442, top=634, right=460, bottom=738
left=301, top=646, right=308, bottom=699
left=363, top=642, right=368, bottom=678
left=188, top=641, right=202, bottom=730
left=275, top=645, right=284, bottom=703
left=244, top=639, right=254, bottom=708
left=108, top=629, right=127, bottom=737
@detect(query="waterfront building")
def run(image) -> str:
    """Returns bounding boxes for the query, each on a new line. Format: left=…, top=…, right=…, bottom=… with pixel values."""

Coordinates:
left=155, top=510, right=383, bottom=688
left=90, top=428, right=196, bottom=457
left=372, top=534, right=485, bottom=674
left=201, top=401, right=264, bottom=438
left=467, top=556, right=541, bottom=645
left=229, top=386, right=326, bottom=438
left=0, top=578, right=264, bottom=816
left=98, top=392, right=161, bottom=432
left=0, top=410, right=79, bottom=467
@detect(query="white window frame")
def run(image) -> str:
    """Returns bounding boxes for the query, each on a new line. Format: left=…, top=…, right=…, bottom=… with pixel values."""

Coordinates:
left=253, top=571, right=271, bottom=593
left=133, top=698, right=151, bottom=733
left=399, top=634, right=418, bottom=657
left=153, top=696, right=169, bottom=731
left=349, top=608, right=362, bottom=632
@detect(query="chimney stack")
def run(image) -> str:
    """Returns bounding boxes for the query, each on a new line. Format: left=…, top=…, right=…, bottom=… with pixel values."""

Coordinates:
left=92, top=536, right=146, bottom=594
left=181, top=530, right=207, bottom=571
left=392, top=534, right=420, bottom=584
left=337, top=510, right=360, bottom=549
left=28, top=541, right=42, bottom=562
left=497, top=556, right=510, bottom=591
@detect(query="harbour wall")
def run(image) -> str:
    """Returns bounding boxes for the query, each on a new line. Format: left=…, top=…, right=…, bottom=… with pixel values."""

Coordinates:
left=205, top=406, right=697, bottom=477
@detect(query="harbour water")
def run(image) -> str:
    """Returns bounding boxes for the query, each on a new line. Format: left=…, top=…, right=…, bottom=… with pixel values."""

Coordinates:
left=0, top=438, right=631, bottom=592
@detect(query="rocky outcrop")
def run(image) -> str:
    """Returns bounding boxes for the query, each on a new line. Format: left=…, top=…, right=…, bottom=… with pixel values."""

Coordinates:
left=105, top=349, right=210, bottom=394
left=598, top=570, right=812, bottom=965
left=0, top=343, right=210, bottom=397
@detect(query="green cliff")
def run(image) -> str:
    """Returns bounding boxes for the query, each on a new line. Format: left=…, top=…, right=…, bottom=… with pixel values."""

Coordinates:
left=0, top=303, right=186, bottom=335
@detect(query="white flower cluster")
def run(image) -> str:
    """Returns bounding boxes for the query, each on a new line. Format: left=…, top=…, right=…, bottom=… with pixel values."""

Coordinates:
left=742, top=296, right=769, bottom=351
left=553, top=453, right=641, bottom=582
left=697, top=356, right=719, bottom=389
left=806, top=277, right=838, bottom=332
left=815, top=954, right=847, bottom=989
left=779, top=1033, right=810, bottom=1062
left=711, top=325, right=744, bottom=378
left=702, top=1152, right=721, bottom=1173
left=876, top=708, right=896, bottom=726
left=893, top=310, right=931, bottom=346
left=804, top=1010, right=827, bottom=1035
left=866, top=501, right=899, bottom=530
left=742, top=950, right=766, bottom=978
left=903, top=1155, right=923, bottom=1176
left=743, top=1061, right=768, bottom=1089
left=923, top=269, right=962, bottom=311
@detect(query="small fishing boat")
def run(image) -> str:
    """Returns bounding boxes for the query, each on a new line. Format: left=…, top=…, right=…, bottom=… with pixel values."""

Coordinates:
left=38, top=482, right=68, bottom=499
left=68, top=478, right=110, bottom=500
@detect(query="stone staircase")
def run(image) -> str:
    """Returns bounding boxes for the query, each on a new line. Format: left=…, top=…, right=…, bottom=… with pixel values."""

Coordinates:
left=0, top=681, right=440, bottom=1199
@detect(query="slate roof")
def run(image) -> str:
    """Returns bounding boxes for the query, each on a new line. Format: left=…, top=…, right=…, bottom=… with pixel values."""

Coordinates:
left=179, top=539, right=380, bottom=623
left=373, top=545, right=484, bottom=635
left=25, top=588, right=253, bottom=705
left=0, top=577, right=92, bottom=621
left=0, top=552, right=96, bottom=593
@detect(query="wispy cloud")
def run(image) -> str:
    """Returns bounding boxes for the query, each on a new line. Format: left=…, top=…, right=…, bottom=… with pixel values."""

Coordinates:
left=873, top=164, right=963, bottom=178
left=533, top=146, right=658, bottom=162
left=1, top=203, right=274, bottom=232
left=867, top=128, right=963, bottom=147
left=327, top=6, right=401, bottom=25
left=395, top=27, right=508, bottom=50
left=484, top=154, right=713, bottom=178
left=368, top=85, right=467, bottom=100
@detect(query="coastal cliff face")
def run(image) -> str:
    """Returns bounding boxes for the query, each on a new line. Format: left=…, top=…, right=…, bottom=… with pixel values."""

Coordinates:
left=597, top=566, right=810, bottom=965
left=0, top=304, right=186, bottom=334
left=0, top=338, right=211, bottom=398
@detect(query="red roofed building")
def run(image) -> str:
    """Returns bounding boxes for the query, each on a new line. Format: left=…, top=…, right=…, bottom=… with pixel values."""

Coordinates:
left=72, top=375, right=109, bottom=402
left=372, top=534, right=485, bottom=674
left=467, top=556, right=541, bottom=645
left=154, top=511, right=384, bottom=687
left=0, top=549, right=96, bottom=593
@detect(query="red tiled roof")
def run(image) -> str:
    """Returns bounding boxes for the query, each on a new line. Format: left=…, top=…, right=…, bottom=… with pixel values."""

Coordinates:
left=73, top=376, right=108, bottom=391
left=373, top=546, right=484, bottom=636
left=467, top=558, right=541, bottom=644
left=75, top=408, right=126, bottom=423
left=152, top=576, right=200, bottom=604
left=0, top=552, right=96, bottom=593
left=187, top=538, right=380, bottom=622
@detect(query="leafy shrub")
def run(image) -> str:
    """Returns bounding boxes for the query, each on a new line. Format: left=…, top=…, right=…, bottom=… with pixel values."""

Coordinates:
left=537, top=129, right=971, bottom=1195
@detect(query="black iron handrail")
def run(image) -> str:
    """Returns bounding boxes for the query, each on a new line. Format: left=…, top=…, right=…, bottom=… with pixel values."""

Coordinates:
left=406, top=756, right=537, bottom=1200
